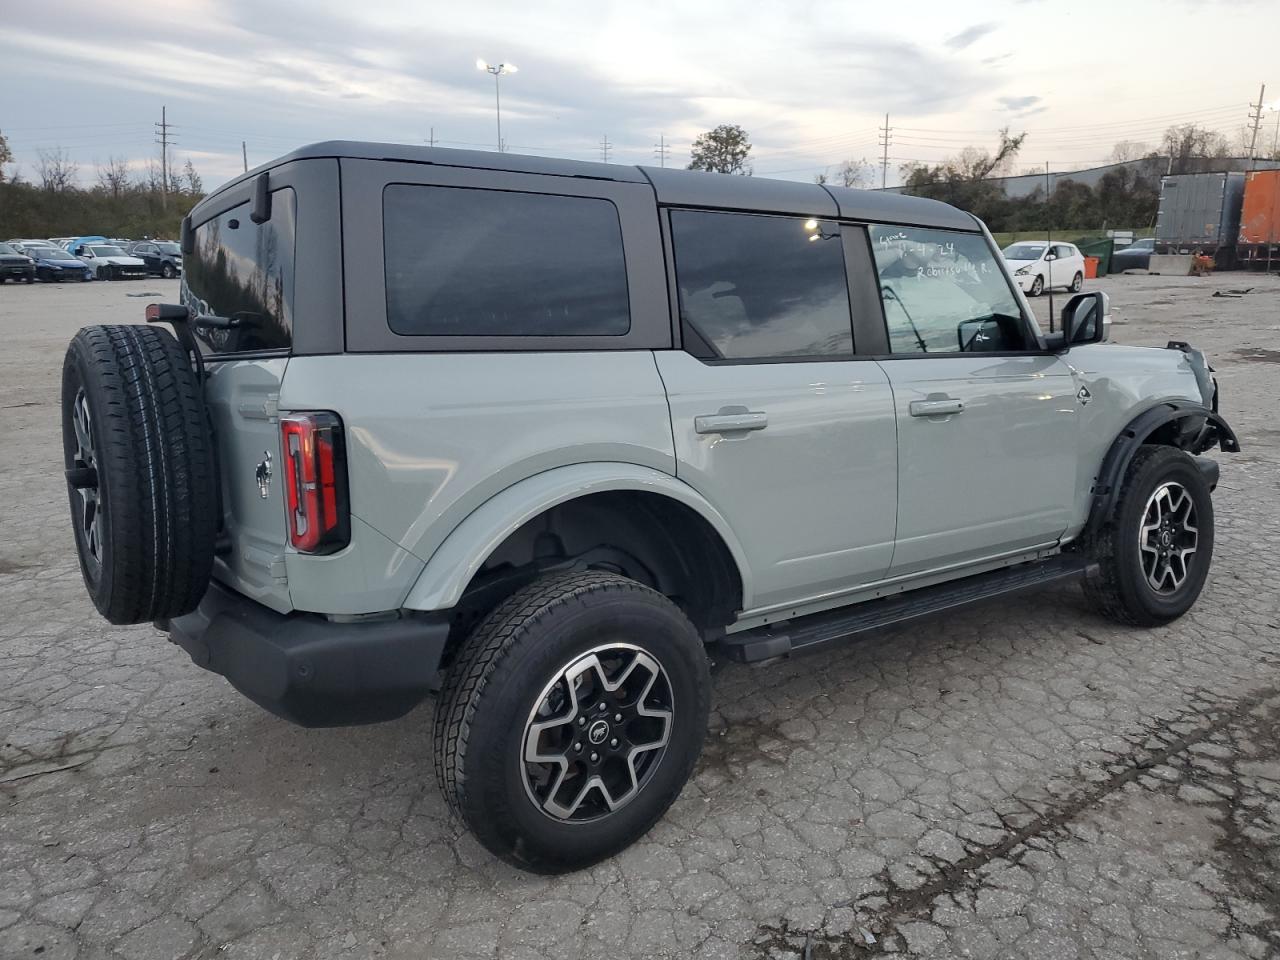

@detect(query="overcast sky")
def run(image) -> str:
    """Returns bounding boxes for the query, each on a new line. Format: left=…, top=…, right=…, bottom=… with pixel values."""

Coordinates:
left=1, top=0, right=1272, bottom=190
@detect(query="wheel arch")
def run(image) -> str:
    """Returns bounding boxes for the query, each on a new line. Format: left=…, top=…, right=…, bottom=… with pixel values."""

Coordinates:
left=401, top=462, right=752, bottom=622
left=1083, top=400, right=1239, bottom=537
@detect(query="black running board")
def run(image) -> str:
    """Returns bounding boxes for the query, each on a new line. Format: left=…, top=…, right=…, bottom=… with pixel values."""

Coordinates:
left=718, top=554, right=1095, bottom=663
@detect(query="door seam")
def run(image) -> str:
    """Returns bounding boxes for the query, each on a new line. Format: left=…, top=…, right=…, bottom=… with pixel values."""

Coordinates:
left=874, top=358, right=900, bottom=574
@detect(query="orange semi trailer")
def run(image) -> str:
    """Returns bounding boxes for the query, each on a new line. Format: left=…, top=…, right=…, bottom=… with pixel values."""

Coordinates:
left=1239, top=170, right=1280, bottom=271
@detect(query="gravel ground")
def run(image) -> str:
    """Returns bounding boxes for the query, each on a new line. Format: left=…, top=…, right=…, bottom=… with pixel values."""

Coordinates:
left=1, top=272, right=1278, bottom=959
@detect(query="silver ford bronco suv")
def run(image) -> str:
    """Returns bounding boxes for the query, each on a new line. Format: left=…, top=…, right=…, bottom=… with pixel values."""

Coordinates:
left=60, top=142, right=1239, bottom=872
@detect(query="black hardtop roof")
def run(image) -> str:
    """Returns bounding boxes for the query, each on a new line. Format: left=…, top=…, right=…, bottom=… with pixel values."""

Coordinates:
left=199, top=140, right=978, bottom=231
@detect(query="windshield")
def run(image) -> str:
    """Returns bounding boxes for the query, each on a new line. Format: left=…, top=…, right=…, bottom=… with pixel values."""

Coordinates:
left=156, top=242, right=181, bottom=255
left=1002, top=243, right=1046, bottom=260
left=0, top=243, right=16, bottom=255
left=89, top=245, right=126, bottom=257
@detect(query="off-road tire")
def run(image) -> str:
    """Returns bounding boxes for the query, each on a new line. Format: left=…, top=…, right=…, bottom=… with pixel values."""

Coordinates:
left=1082, top=444, right=1214, bottom=626
left=61, top=325, right=217, bottom=624
left=433, top=570, right=711, bottom=873
left=1030, top=274, right=1044, bottom=296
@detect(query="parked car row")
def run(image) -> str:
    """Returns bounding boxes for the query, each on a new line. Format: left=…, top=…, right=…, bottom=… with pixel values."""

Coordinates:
left=0, top=236, right=183, bottom=283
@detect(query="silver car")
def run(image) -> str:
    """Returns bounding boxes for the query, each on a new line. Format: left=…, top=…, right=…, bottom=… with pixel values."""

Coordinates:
left=59, top=141, right=1238, bottom=872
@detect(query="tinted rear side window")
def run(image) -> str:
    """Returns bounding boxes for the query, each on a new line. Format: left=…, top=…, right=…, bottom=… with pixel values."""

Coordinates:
left=183, top=188, right=296, bottom=355
left=670, top=209, right=853, bottom=360
left=383, top=184, right=630, bottom=337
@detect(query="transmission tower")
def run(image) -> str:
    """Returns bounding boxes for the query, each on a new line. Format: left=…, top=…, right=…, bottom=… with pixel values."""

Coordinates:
left=1247, top=83, right=1267, bottom=168
left=878, top=114, right=892, bottom=188
left=154, top=105, right=176, bottom=208
left=653, top=134, right=671, bottom=168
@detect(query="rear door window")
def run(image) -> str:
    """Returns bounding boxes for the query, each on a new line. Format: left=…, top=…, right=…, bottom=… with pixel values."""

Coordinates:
left=669, top=209, right=853, bottom=360
left=182, top=188, right=297, bottom=355
left=383, top=185, right=630, bottom=337
left=868, top=225, right=1030, bottom=354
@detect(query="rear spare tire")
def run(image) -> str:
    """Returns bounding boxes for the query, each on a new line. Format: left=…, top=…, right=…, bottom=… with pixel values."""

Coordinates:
left=61, top=325, right=217, bottom=624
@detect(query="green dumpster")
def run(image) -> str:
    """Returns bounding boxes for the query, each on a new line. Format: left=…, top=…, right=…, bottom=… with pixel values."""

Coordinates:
left=1077, top=238, right=1115, bottom=277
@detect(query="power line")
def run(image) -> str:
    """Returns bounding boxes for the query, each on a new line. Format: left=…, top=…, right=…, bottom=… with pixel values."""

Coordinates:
left=653, top=133, right=671, bottom=168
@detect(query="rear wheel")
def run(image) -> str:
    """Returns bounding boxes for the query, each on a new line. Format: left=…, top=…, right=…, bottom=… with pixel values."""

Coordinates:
left=434, top=571, right=710, bottom=873
left=1083, top=445, right=1214, bottom=626
left=1029, top=274, right=1044, bottom=296
left=61, top=325, right=217, bottom=624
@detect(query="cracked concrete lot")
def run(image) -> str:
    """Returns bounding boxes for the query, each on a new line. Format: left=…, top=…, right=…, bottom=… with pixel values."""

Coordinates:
left=2, top=272, right=1279, bottom=959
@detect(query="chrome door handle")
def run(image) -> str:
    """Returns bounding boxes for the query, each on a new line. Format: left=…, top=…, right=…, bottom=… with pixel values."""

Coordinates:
left=694, top=411, right=768, bottom=434
left=909, top=398, right=964, bottom=417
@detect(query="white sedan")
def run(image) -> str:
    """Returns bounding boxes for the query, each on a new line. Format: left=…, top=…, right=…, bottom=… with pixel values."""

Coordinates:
left=77, top=244, right=149, bottom=281
left=1002, top=241, right=1086, bottom=297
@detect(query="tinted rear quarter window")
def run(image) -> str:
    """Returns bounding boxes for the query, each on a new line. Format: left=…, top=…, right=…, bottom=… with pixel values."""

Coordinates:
left=183, top=188, right=297, bottom=355
left=670, top=209, right=853, bottom=360
left=383, top=184, right=630, bottom=337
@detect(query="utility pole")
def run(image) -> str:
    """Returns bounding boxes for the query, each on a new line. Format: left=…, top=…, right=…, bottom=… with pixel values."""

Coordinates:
left=1246, top=83, right=1267, bottom=169
left=599, top=133, right=612, bottom=163
left=154, top=105, right=175, bottom=209
left=653, top=133, right=670, bottom=168
left=878, top=114, right=892, bottom=188
left=242, top=141, right=248, bottom=173
left=426, top=127, right=437, bottom=147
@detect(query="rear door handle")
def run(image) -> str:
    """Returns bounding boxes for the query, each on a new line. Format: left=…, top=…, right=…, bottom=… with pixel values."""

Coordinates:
left=694, top=411, right=769, bottom=435
left=909, top=398, right=964, bottom=417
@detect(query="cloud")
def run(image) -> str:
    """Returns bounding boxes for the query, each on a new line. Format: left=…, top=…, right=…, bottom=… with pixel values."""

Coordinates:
left=945, top=23, right=998, bottom=50
left=998, top=95, right=1042, bottom=112
left=981, top=52, right=1013, bottom=66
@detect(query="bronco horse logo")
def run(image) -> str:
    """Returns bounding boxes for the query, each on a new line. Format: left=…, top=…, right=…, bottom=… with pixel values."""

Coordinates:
left=255, top=452, right=272, bottom=499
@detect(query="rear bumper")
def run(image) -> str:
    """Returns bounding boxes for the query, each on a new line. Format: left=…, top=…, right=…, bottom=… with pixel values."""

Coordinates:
left=165, top=580, right=450, bottom=727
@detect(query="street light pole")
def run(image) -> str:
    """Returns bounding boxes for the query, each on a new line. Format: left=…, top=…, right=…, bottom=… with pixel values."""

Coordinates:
left=476, top=59, right=518, bottom=152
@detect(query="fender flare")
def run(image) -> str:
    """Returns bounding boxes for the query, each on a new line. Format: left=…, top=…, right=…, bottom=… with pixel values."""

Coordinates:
left=401, top=462, right=754, bottom=613
left=1084, top=400, right=1240, bottom=537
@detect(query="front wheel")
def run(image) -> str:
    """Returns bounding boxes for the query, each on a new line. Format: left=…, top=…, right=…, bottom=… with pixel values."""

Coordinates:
left=1029, top=274, right=1044, bottom=296
left=1082, top=445, right=1214, bottom=626
left=434, top=571, right=711, bottom=873
left=161, top=263, right=176, bottom=279
left=1070, top=271, right=1084, bottom=292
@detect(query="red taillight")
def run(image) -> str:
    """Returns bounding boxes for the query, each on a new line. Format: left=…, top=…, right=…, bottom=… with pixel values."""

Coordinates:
left=280, top=412, right=350, bottom=555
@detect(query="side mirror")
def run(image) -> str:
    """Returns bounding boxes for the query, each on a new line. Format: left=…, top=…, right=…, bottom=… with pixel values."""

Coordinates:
left=1060, top=291, right=1109, bottom=349
left=1044, top=253, right=1057, bottom=261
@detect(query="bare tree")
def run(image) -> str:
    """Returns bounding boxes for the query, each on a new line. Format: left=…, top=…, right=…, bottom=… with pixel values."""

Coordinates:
left=141, top=158, right=165, bottom=193
left=814, top=158, right=874, bottom=188
left=36, top=147, right=78, bottom=192
left=96, top=156, right=131, bottom=198
left=182, top=158, right=203, bottom=195
left=1109, top=140, right=1152, bottom=163
left=0, top=130, right=13, bottom=183
left=1161, top=124, right=1229, bottom=174
left=835, top=159, right=872, bottom=188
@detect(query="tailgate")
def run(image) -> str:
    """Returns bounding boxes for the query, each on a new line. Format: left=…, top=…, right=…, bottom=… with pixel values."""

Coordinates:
left=204, top=358, right=292, bottom=613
